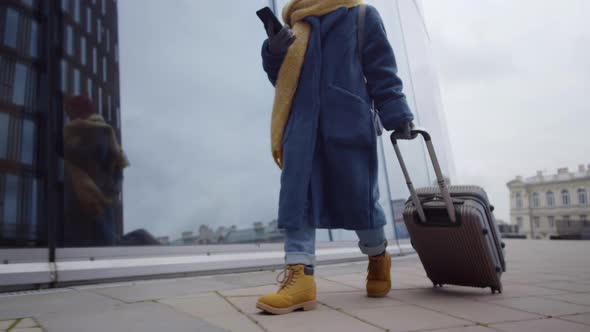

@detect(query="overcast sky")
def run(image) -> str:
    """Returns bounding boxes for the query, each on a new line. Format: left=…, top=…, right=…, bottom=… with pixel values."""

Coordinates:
left=421, top=0, right=590, bottom=221
left=118, top=0, right=589, bottom=239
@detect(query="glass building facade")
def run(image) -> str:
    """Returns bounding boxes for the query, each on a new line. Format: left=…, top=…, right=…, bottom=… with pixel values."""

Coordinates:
left=0, top=0, right=453, bottom=288
left=0, top=0, right=121, bottom=249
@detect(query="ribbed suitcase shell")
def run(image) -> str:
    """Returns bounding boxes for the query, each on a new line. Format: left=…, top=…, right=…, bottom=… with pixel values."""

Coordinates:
left=403, top=185, right=506, bottom=293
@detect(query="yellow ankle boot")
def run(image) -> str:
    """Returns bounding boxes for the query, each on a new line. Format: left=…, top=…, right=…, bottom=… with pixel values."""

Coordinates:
left=256, top=264, right=317, bottom=315
left=366, top=251, right=391, bottom=297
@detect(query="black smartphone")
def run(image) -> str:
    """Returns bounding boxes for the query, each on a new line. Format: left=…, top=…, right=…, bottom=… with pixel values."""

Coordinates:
left=256, top=7, right=282, bottom=35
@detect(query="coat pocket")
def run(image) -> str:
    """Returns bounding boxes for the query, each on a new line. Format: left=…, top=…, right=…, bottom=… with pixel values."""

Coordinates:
left=324, top=84, right=374, bottom=148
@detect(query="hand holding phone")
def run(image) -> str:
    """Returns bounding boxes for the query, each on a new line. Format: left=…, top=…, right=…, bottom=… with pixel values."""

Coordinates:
left=257, top=7, right=296, bottom=54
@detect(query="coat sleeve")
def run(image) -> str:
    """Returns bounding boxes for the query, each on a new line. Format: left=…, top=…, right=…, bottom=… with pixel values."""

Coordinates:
left=261, top=39, right=287, bottom=86
left=361, top=6, right=413, bottom=131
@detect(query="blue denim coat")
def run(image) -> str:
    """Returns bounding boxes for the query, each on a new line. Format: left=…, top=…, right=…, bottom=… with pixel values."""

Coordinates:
left=262, top=5, right=413, bottom=230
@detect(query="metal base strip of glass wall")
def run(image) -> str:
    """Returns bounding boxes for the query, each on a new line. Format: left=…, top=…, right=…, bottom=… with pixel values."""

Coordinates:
left=0, top=243, right=415, bottom=291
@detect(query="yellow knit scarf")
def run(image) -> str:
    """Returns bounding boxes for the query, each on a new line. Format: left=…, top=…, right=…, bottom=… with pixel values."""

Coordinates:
left=271, top=0, right=363, bottom=169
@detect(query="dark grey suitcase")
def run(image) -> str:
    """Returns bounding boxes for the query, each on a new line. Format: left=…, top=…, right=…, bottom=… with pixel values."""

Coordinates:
left=391, top=129, right=506, bottom=293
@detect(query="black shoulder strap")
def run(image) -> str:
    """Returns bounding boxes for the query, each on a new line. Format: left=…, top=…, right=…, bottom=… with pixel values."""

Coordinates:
left=357, top=4, right=367, bottom=65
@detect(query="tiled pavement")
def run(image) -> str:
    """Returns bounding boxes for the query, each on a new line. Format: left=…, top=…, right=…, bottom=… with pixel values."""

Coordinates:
left=1, top=240, right=590, bottom=331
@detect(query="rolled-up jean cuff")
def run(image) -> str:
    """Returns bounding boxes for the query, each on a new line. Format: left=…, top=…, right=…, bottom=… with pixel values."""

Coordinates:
left=358, top=240, right=387, bottom=257
left=285, top=252, right=315, bottom=266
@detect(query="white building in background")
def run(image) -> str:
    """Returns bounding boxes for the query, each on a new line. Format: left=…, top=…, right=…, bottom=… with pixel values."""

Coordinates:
left=507, top=165, right=590, bottom=239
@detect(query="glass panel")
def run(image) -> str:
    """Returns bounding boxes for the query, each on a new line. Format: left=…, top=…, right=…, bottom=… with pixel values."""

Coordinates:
left=3, top=175, right=19, bottom=226
left=20, top=119, right=35, bottom=165
left=98, top=86, right=102, bottom=114
left=30, top=20, right=39, bottom=58
left=4, top=8, right=19, bottom=49
left=87, top=78, right=92, bottom=97
left=73, top=68, right=80, bottom=94
left=0, top=0, right=441, bottom=257
left=0, top=112, right=9, bottom=159
left=102, top=56, right=107, bottom=81
left=66, top=25, right=74, bottom=56
left=61, top=0, right=69, bottom=13
left=60, top=59, right=68, bottom=93
left=579, top=189, right=587, bottom=205
left=21, top=0, right=36, bottom=7
left=87, top=7, right=92, bottom=33
left=97, top=19, right=101, bottom=43
left=107, top=95, right=111, bottom=120
left=92, top=47, right=97, bottom=73
left=29, top=178, right=38, bottom=227
left=80, top=36, right=86, bottom=65
left=13, top=63, right=27, bottom=106
left=74, top=0, right=80, bottom=23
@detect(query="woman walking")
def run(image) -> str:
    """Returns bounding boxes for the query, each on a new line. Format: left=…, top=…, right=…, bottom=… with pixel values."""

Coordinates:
left=258, top=0, right=414, bottom=314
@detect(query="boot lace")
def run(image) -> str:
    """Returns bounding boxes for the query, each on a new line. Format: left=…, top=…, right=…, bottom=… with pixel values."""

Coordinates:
left=276, top=266, right=299, bottom=291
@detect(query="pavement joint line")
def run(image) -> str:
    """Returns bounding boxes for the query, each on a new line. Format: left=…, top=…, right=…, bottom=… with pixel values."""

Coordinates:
left=316, top=275, right=364, bottom=290
left=485, top=316, right=587, bottom=332
left=214, top=290, right=269, bottom=332
left=82, top=288, right=134, bottom=305
left=6, top=318, right=21, bottom=332
left=223, top=287, right=363, bottom=298
left=315, top=300, right=389, bottom=332
left=404, top=322, right=502, bottom=332
left=482, top=295, right=590, bottom=317
left=538, top=294, right=590, bottom=307
left=556, top=315, right=590, bottom=327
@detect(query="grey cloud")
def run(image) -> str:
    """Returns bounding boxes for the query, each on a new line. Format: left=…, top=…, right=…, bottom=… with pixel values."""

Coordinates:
left=422, top=0, right=590, bottom=222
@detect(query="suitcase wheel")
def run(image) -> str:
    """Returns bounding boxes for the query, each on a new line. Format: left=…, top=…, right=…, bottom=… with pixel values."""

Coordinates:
left=433, top=282, right=443, bottom=288
left=491, top=286, right=503, bottom=294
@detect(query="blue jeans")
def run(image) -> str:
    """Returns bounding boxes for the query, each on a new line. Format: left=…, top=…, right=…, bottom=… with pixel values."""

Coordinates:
left=284, top=224, right=387, bottom=266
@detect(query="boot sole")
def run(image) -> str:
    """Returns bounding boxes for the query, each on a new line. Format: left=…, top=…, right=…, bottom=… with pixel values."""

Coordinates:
left=367, top=283, right=392, bottom=298
left=367, top=289, right=390, bottom=298
left=256, top=300, right=317, bottom=315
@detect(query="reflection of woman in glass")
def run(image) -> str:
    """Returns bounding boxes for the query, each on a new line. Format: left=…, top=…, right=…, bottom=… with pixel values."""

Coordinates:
left=62, top=95, right=129, bottom=246
left=257, top=0, right=415, bottom=314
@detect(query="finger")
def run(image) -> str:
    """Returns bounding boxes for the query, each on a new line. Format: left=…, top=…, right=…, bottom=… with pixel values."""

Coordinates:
left=277, top=26, right=290, bottom=40
left=287, top=35, right=297, bottom=46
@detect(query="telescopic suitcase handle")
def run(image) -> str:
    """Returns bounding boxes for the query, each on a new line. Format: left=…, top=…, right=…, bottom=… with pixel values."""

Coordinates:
left=390, top=128, right=457, bottom=223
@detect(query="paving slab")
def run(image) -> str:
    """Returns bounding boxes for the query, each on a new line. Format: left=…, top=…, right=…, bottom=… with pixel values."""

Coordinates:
left=320, top=273, right=366, bottom=290
left=491, top=318, right=589, bottom=332
left=37, top=301, right=228, bottom=332
left=546, top=293, right=590, bottom=306
left=226, top=296, right=383, bottom=332
left=389, top=289, right=541, bottom=324
left=559, top=313, right=590, bottom=326
left=159, top=292, right=263, bottom=332
left=0, top=290, right=122, bottom=321
left=318, top=291, right=405, bottom=310
left=534, top=281, right=590, bottom=293
left=220, top=284, right=279, bottom=297
left=214, top=271, right=279, bottom=288
left=429, top=326, right=500, bottom=332
left=314, top=262, right=368, bottom=277
left=13, top=318, right=38, bottom=328
left=489, top=296, right=590, bottom=316
left=314, top=278, right=360, bottom=293
left=86, top=277, right=233, bottom=303
left=0, top=320, right=15, bottom=330
left=348, top=304, right=471, bottom=332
